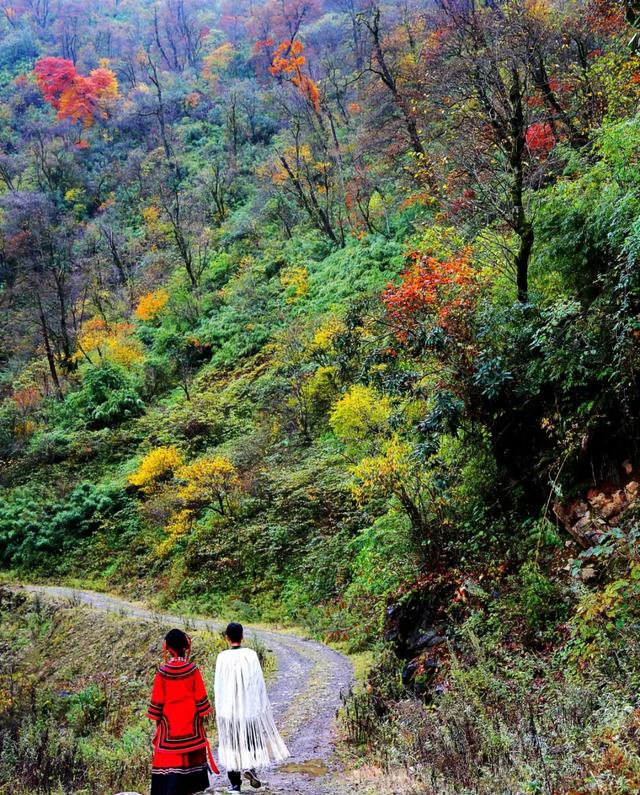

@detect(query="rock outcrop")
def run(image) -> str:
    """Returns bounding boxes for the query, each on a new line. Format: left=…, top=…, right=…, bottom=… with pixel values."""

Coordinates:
left=383, top=574, right=452, bottom=695
left=554, top=463, right=639, bottom=549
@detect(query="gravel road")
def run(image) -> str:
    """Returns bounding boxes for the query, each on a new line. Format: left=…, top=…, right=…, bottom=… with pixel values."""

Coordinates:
left=22, top=585, right=354, bottom=795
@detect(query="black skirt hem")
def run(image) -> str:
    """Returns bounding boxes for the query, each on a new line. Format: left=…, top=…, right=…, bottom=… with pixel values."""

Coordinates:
left=150, top=769, right=209, bottom=795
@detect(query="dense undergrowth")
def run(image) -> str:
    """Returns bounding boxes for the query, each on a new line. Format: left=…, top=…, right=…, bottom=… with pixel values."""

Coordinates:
left=342, top=593, right=640, bottom=793
left=2, top=0, right=640, bottom=791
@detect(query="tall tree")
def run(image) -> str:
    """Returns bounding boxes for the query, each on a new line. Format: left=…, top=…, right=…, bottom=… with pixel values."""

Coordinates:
left=0, top=193, right=82, bottom=395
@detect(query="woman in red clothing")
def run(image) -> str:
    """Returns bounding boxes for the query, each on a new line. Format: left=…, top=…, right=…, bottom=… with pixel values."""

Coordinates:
left=147, top=629, right=218, bottom=795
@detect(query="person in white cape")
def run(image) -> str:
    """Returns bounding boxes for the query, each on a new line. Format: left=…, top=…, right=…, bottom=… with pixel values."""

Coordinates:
left=214, top=622, right=289, bottom=792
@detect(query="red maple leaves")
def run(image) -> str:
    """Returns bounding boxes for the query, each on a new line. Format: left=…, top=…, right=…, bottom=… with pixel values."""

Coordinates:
left=525, top=122, right=555, bottom=156
left=34, top=57, right=118, bottom=128
left=382, top=251, right=480, bottom=345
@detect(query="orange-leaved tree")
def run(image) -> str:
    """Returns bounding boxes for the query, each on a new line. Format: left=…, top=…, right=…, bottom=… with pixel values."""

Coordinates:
left=382, top=250, right=481, bottom=388
left=267, top=39, right=320, bottom=112
left=383, top=250, right=479, bottom=343
left=34, top=57, right=118, bottom=128
left=134, top=288, right=170, bottom=322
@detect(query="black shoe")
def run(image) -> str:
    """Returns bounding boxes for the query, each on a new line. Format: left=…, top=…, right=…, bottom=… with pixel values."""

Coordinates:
left=244, top=769, right=262, bottom=789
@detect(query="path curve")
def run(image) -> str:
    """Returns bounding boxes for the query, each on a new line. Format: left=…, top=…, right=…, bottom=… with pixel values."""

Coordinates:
left=21, top=585, right=353, bottom=795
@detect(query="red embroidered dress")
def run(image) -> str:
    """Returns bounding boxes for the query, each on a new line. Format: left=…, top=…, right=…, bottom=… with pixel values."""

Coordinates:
left=147, top=658, right=218, bottom=795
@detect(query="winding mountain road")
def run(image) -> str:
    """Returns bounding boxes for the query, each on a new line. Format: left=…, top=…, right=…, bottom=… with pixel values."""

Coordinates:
left=21, top=585, right=354, bottom=795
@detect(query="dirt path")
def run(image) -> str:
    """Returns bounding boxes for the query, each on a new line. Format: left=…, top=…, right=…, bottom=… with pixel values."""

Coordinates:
left=22, top=585, right=354, bottom=795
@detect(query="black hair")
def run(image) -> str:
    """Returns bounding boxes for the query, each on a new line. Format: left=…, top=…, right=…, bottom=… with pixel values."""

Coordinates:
left=165, top=628, right=189, bottom=655
left=226, top=622, right=243, bottom=643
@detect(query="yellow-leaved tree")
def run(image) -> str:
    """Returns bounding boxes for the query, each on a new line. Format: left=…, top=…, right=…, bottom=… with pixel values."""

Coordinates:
left=312, top=315, right=345, bottom=355
left=135, top=288, right=170, bottom=322
left=350, top=436, right=445, bottom=557
left=330, top=386, right=445, bottom=562
left=129, top=449, right=242, bottom=556
left=76, top=317, right=144, bottom=367
left=329, top=384, right=392, bottom=444
left=128, top=446, right=184, bottom=494
left=202, top=42, right=235, bottom=88
left=175, top=456, right=241, bottom=517
left=158, top=509, right=195, bottom=555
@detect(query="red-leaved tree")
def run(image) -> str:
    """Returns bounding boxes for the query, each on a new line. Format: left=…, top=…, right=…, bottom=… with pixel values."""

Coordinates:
left=382, top=250, right=481, bottom=387
left=383, top=251, right=479, bottom=343
left=525, top=122, right=555, bottom=156
left=34, top=57, right=118, bottom=128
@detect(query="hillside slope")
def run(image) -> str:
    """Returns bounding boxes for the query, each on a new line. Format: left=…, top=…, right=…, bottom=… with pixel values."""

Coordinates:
left=2, top=0, right=640, bottom=791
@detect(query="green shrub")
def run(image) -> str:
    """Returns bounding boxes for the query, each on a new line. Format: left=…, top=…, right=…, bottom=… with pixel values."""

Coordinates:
left=0, top=482, right=127, bottom=568
left=58, top=364, right=144, bottom=429
left=341, top=512, right=419, bottom=645
left=0, top=400, right=21, bottom=459
left=0, top=487, right=45, bottom=566
left=518, top=560, right=566, bottom=637
left=68, top=685, right=107, bottom=733
left=27, top=429, right=72, bottom=464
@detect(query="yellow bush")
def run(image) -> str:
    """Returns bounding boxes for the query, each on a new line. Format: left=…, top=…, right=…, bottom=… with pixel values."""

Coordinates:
left=106, top=335, right=145, bottom=367
left=141, top=205, right=160, bottom=225
left=203, top=42, right=235, bottom=86
left=129, top=446, right=183, bottom=493
left=330, top=384, right=392, bottom=443
left=135, top=288, right=170, bottom=322
left=280, top=266, right=309, bottom=303
left=351, top=436, right=412, bottom=505
left=76, top=317, right=144, bottom=367
left=157, top=509, right=194, bottom=556
left=313, top=316, right=344, bottom=350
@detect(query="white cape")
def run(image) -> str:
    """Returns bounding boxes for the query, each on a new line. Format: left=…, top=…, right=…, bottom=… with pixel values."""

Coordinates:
left=214, top=647, right=289, bottom=771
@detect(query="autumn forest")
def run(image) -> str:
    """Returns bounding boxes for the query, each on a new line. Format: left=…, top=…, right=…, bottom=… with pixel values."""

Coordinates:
left=3, top=0, right=640, bottom=792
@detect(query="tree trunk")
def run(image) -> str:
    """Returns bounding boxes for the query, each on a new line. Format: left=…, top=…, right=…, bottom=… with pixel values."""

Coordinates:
left=53, top=269, right=74, bottom=371
left=37, top=296, right=62, bottom=399
left=508, top=68, right=531, bottom=303
left=516, top=223, right=533, bottom=304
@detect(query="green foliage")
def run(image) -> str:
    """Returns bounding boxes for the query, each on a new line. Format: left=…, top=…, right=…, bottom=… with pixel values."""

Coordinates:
left=518, top=561, right=566, bottom=637
left=197, top=267, right=281, bottom=368
left=65, top=684, right=108, bottom=734
left=534, top=116, right=640, bottom=292
left=26, top=428, right=72, bottom=464
left=564, top=524, right=640, bottom=667
left=59, top=364, right=145, bottom=429
left=342, top=511, right=420, bottom=646
left=0, top=401, right=19, bottom=459
left=0, top=487, right=45, bottom=567
left=306, top=236, right=404, bottom=312
left=0, top=483, right=127, bottom=567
